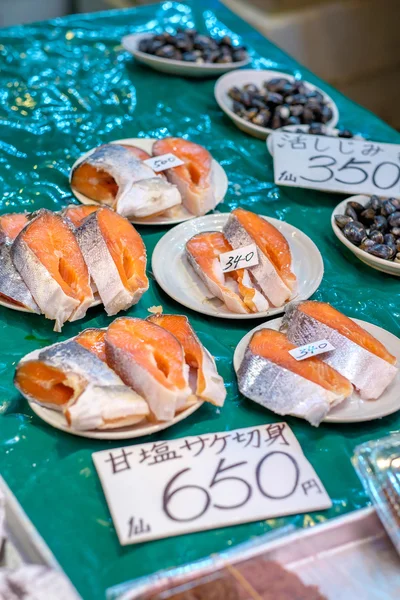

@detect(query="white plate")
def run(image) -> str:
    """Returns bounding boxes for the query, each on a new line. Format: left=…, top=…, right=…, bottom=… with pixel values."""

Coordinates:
left=28, top=398, right=203, bottom=440
left=121, top=33, right=251, bottom=78
left=266, top=124, right=364, bottom=156
left=331, top=194, right=400, bottom=277
left=233, top=317, right=400, bottom=423
left=214, top=69, right=339, bottom=140
left=151, top=213, right=324, bottom=320
left=70, top=138, right=228, bottom=226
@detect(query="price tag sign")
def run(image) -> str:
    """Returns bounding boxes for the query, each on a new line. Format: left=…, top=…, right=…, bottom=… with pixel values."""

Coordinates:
left=93, top=423, right=331, bottom=546
left=144, top=153, right=184, bottom=172
left=289, top=339, right=335, bottom=361
left=219, top=243, right=259, bottom=273
left=273, top=132, right=400, bottom=198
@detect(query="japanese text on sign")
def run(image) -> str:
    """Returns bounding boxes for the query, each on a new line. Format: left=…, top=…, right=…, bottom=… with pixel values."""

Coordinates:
left=219, top=243, right=259, bottom=273
left=272, top=132, right=400, bottom=198
left=143, top=153, right=184, bottom=172
left=93, top=423, right=331, bottom=545
left=289, top=339, right=335, bottom=361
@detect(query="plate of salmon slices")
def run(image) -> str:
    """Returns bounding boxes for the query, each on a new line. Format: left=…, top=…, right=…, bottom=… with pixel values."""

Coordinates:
left=0, top=205, right=149, bottom=330
left=234, top=301, right=400, bottom=424
left=70, top=137, right=228, bottom=225
left=14, top=314, right=226, bottom=439
left=152, top=208, right=323, bottom=319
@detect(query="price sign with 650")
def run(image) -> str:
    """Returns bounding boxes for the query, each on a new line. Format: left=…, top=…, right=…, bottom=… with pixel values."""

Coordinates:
left=93, top=424, right=331, bottom=545
left=273, top=132, right=400, bottom=197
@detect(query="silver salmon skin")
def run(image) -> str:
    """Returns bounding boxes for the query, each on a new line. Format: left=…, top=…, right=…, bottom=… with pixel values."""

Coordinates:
left=237, top=328, right=353, bottom=426
left=0, top=245, right=40, bottom=313
left=282, top=301, right=398, bottom=400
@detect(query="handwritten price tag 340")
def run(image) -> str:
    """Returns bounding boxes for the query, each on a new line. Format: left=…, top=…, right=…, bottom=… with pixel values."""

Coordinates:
left=219, top=243, right=259, bottom=273
left=92, top=423, right=331, bottom=545
left=289, top=339, right=335, bottom=361
left=273, top=132, right=400, bottom=198
left=143, top=153, right=184, bottom=173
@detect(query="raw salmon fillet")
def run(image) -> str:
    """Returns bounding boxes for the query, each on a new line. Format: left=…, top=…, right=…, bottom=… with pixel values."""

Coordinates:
left=152, top=137, right=216, bottom=216
left=75, top=328, right=106, bottom=362
left=186, top=231, right=269, bottom=314
left=238, top=328, right=352, bottom=426
left=147, top=314, right=226, bottom=406
left=15, top=340, right=149, bottom=430
left=105, top=317, right=192, bottom=421
left=283, top=301, right=398, bottom=400
left=224, top=208, right=296, bottom=307
left=11, top=209, right=93, bottom=331
left=0, top=213, right=29, bottom=244
left=76, top=207, right=149, bottom=315
left=71, top=144, right=181, bottom=218
left=61, top=204, right=99, bottom=227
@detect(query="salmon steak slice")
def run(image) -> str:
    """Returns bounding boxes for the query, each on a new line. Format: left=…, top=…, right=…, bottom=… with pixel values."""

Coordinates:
left=237, top=328, right=353, bottom=426
left=152, top=137, right=216, bottom=216
left=186, top=231, right=269, bottom=314
left=11, top=209, right=93, bottom=331
left=75, top=207, right=149, bottom=315
left=0, top=212, right=29, bottom=244
left=61, top=204, right=99, bottom=228
left=224, top=208, right=296, bottom=307
left=283, top=300, right=398, bottom=400
left=71, top=144, right=181, bottom=218
left=147, top=314, right=226, bottom=407
left=15, top=339, right=149, bottom=430
left=105, top=317, right=192, bottom=421
left=75, top=328, right=106, bottom=362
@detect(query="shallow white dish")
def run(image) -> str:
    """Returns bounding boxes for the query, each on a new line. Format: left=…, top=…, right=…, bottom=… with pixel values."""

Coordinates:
left=152, top=213, right=324, bottom=320
left=121, top=33, right=251, bottom=78
left=70, top=138, right=228, bottom=226
left=266, top=124, right=364, bottom=156
left=214, top=69, right=339, bottom=140
left=28, top=398, right=203, bottom=440
left=331, top=194, right=400, bottom=277
left=233, top=317, right=400, bottom=423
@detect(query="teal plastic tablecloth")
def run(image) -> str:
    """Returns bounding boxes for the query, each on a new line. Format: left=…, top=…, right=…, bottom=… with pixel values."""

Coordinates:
left=0, top=2, right=399, bottom=598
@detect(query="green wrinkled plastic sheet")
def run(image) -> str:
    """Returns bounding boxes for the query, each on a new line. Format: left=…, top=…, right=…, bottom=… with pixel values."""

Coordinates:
left=0, top=1, right=399, bottom=598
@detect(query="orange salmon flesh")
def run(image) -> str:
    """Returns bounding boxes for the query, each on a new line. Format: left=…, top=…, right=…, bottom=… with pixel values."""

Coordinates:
left=15, top=361, right=75, bottom=407
left=299, top=301, right=396, bottom=365
left=249, top=329, right=353, bottom=396
left=153, top=137, right=211, bottom=191
left=105, top=317, right=188, bottom=392
left=20, top=211, right=92, bottom=307
left=0, top=213, right=29, bottom=241
left=147, top=314, right=209, bottom=395
left=62, top=205, right=99, bottom=227
left=232, top=208, right=296, bottom=290
left=75, top=329, right=106, bottom=362
left=97, top=207, right=148, bottom=295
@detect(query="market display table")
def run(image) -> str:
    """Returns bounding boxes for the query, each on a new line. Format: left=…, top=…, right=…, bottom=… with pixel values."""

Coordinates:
left=0, top=1, right=399, bottom=598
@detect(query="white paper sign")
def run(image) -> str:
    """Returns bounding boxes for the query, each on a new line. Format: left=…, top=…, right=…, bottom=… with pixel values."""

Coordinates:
left=289, top=339, right=335, bottom=361
left=92, top=423, right=331, bottom=546
left=144, top=153, right=184, bottom=172
left=219, top=243, right=259, bottom=273
left=273, top=132, right=400, bottom=198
